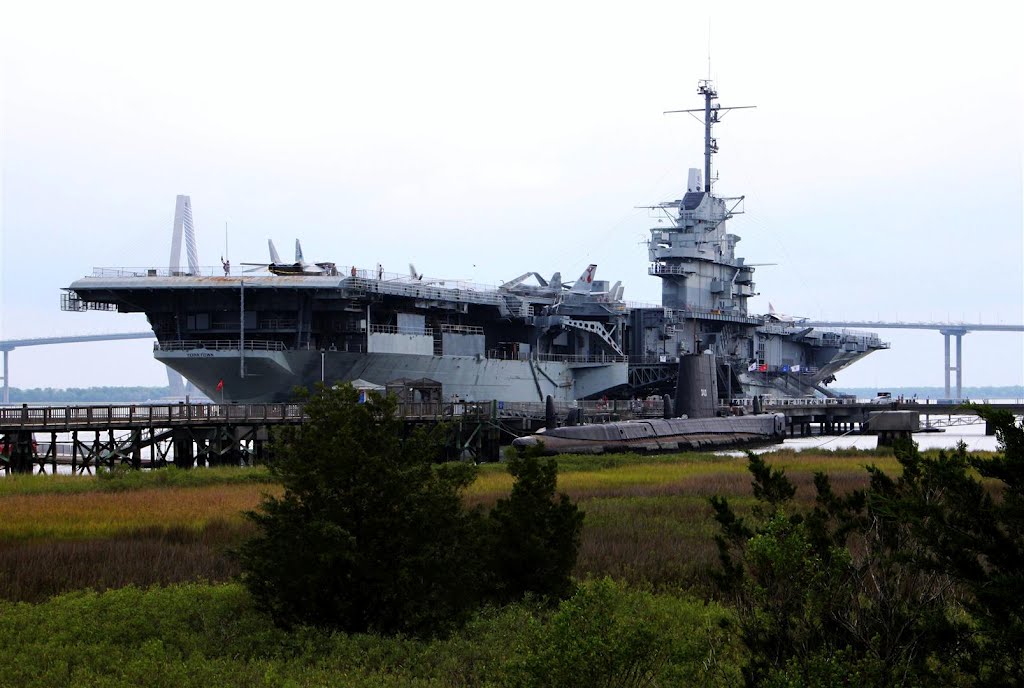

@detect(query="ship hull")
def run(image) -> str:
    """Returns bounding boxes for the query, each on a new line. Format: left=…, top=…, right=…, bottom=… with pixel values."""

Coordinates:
left=157, top=349, right=628, bottom=403
left=513, top=413, right=787, bottom=454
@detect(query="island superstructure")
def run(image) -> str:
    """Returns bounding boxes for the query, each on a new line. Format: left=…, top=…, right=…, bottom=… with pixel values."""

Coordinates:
left=631, top=80, right=886, bottom=398
left=62, top=80, right=886, bottom=403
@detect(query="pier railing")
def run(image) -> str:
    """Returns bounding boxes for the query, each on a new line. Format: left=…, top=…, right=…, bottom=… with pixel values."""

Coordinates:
left=0, top=397, right=671, bottom=432
left=0, top=403, right=305, bottom=430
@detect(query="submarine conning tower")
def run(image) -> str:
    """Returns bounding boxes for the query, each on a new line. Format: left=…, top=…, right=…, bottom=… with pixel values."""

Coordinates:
left=674, top=352, right=719, bottom=419
left=648, top=80, right=757, bottom=314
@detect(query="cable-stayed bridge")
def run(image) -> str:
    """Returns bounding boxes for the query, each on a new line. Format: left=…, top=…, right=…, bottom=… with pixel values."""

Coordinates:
left=0, top=194, right=201, bottom=403
left=0, top=331, right=167, bottom=403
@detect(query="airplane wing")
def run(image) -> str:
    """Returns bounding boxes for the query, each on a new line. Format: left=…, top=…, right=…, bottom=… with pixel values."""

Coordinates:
left=500, top=272, right=532, bottom=290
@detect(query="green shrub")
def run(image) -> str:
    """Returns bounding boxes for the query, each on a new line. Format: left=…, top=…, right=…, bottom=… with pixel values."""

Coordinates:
left=503, top=578, right=741, bottom=687
left=709, top=411, right=1024, bottom=686
left=486, top=452, right=583, bottom=603
left=238, top=385, right=485, bottom=636
left=239, top=384, right=585, bottom=637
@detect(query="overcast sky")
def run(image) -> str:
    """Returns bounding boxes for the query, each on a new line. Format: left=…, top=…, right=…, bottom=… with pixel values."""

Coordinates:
left=1, top=1, right=1021, bottom=392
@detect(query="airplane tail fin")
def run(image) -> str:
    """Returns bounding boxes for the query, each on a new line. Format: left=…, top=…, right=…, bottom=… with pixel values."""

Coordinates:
left=569, top=264, right=597, bottom=294
left=268, top=239, right=282, bottom=265
left=607, top=280, right=622, bottom=301
left=295, top=239, right=304, bottom=263
left=596, top=281, right=622, bottom=302
left=549, top=272, right=562, bottom=291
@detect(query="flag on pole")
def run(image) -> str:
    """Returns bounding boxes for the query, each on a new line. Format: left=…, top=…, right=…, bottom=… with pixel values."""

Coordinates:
left=747, top=362, right=758, bottom=372
left=216, top=379, right=224, bottom=392
left=792, top=364, right=801, bottom=372
left=758, top=363, right=768, bottom=372
left=782, top=364, right=790, bottom=372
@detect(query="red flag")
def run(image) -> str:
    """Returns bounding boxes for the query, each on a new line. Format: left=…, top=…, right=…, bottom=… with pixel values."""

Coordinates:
left=758, top=363, right=768, bottom=372
left=216, top=379, right=224, bottom=392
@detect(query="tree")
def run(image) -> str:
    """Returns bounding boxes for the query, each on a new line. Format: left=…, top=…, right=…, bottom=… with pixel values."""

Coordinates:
left=238, top=384, right=485, bottom=636
left=890, top=407, right=1024, bottom=683
left=711, top=450, right=960, bottom=686
left=711, top=411, right=1024, bottom=685
left=238, top=385, right=585, bottom=637
left=486, top=447, right=584, bottom=603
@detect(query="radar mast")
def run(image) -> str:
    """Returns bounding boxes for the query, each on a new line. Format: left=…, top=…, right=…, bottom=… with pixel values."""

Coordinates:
left=665, top=81, right=755, bottom=192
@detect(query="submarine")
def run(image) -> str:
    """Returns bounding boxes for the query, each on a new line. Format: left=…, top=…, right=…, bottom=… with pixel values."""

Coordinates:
left=512, top=353, right=787, bottom=455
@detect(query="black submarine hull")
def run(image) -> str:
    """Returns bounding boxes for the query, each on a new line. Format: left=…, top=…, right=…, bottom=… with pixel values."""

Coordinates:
left=512, top=413, right=787, bottom=455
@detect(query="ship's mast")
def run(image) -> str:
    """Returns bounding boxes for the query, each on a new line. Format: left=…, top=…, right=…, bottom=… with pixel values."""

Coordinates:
left=700, top=81, right=714, bottom=192
left=665, top=81, right=755, bottom=193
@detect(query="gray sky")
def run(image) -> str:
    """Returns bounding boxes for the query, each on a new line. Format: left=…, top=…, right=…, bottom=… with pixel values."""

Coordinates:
left=2, top=1, right=1022, bottom=391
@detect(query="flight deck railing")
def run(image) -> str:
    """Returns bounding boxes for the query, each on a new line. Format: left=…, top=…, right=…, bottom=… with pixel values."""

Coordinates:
left=154, top=340, right=288, bottom=352
left=368, top=324, right=434, bottom=336
left=346, top=276, right=508, bottom=307
left=533, top=353, right=629, bottom=364
left=90, top=267, right=240, bottom=278
left=482, top=351, right=628, bottom=364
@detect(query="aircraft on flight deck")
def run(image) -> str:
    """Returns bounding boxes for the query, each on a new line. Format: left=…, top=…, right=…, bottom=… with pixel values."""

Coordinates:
left=241, top=239, right=338, bottom=276
left=500, top=264, right=623, bottom=303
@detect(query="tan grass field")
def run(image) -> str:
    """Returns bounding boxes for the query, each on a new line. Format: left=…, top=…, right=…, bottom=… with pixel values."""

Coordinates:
left=0, top=449, right=904, bottom=600
left=0, top=484, right=275, bottom=540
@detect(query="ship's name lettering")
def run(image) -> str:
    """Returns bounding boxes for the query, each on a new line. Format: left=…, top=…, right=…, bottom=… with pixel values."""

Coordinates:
left=186, top=352, right=215, bottom=358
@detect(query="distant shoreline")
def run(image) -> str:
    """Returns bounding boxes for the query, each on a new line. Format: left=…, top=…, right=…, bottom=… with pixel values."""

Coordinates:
left=3, top=387, right=172, bottom=404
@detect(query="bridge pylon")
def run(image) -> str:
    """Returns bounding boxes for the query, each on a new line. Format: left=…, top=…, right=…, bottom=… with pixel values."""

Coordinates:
left=940, top=328, right=967, bottom=400
left=169, top=195, right=200, bottom=276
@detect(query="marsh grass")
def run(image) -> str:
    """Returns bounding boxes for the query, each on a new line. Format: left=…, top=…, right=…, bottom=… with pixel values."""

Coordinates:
left=0, top=447, right=922, bottom=601
left=0, top=520, right=253, bottom=602
left=472, top=448, right=906, bottom=589
left=0, top=465, right=274, bottom=497
left=0, top=483, right=273, bottom=540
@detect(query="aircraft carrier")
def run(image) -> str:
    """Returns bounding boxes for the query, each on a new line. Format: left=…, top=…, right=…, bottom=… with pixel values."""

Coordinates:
left=62, top=79, right=886, bottom=404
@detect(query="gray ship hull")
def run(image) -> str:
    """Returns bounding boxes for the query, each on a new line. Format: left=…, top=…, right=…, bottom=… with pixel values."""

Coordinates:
left=157, top=349, right=628, bottom=403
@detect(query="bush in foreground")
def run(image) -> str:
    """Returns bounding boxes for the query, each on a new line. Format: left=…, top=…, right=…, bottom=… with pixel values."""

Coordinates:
left=504, top=577, right=741, bottom=687
left=711, top=408, right=1024, bottom=686
left=486, top=445, right=583, bottom=604
left=0, top=580, right=741, bottom=687
left=238, top=384, right=582, bottom=637
left=238, top=385, right=485, bottom=636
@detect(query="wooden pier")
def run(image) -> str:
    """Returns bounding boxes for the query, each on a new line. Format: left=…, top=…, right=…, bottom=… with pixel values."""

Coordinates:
left=0, top=403, right=306, bottom=474
left=2, top=399, right=1019, bottom=474
left=0, top=399, right=666, bottom=474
